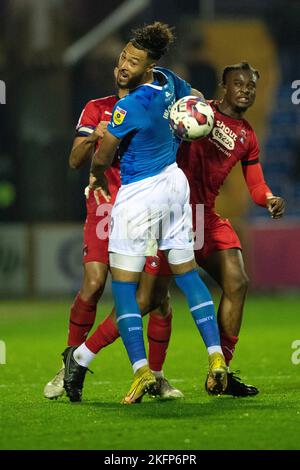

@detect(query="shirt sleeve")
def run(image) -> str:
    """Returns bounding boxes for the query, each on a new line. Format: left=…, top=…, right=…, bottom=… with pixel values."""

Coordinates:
left=241, top=130, right=273, bottom=207
left=107, top=97, right=141, bottom=139
left=75, top=101, right=99, bottom=137
left=173, top=73, right=192, bottom=100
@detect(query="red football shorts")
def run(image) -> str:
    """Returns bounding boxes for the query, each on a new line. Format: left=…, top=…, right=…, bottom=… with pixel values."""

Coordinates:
left=83, top=189, right=111, bottom=264
left=194, top=211, right=242, bottom=266
left=154, top=210, right=242, bottom=274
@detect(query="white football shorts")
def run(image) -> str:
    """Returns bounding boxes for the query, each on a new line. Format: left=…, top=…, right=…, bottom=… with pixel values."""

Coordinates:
left=108, top=163, right=194, bottom=256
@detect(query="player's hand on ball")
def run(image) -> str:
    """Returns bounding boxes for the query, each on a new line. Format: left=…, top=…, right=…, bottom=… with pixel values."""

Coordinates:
left=87, top=173, right=111, bottom=204
left=266, top=196, right=285, bottom=219
left=94, top=121, right=109, bottom=139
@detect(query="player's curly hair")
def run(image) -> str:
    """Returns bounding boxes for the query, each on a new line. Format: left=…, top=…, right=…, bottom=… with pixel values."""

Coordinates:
left=130, top=22, right=175, bottom=61
left=222, top=61, right=260, bottom=85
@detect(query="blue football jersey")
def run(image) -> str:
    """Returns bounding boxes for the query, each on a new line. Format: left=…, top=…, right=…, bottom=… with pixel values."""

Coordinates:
left=108, top=67, right=191, bottom=184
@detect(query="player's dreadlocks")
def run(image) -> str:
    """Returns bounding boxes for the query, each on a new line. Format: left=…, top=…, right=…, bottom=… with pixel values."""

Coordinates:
left=222, top=61, right=260, bottom=85
left=130, top=22, right=175, bottom=61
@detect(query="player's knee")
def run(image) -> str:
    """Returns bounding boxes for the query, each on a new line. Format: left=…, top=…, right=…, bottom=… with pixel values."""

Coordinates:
left=136, top=287, right=168, bottom=315
left=147, top=289, right=170, bottom=317
left=84, top=271, right=106, bottom=295
left=224, top=273, right=249, bottom=298
left=136, top=290, right=151, bottom=314
left=241, top=272, right=249, bottom=290
left=154, top=284, right=170, bottom=309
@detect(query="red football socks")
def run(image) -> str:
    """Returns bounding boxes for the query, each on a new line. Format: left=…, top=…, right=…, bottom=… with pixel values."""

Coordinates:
left=67, top=293, right=97, bottom=347
left=85, top=314, right=119, bottom=354
left=148, top=310, right=172, bottom=372
left=77, top=308, right=173, bottom=368
left=220, top=332, right=239, bottom=366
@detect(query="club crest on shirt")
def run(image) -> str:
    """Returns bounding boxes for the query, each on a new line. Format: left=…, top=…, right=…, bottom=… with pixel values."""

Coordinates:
left=239, top=129, right=247, bottom=144
left=113, top=106, right=127, bottom=125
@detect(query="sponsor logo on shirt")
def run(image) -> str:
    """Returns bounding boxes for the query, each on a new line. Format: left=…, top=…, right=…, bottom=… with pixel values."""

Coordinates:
left=212, top=120, right=238, bottom=151
left=113, top=106, right=127, bottom=125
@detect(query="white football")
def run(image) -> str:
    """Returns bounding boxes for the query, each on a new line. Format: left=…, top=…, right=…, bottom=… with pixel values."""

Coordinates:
left=170, top=96, right=214, bottom=141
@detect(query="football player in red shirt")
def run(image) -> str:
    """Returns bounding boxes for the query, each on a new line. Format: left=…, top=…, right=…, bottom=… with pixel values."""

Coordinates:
left=44, top=74, right=182, bottom=401
left=157, top=61, right=285, bottom=396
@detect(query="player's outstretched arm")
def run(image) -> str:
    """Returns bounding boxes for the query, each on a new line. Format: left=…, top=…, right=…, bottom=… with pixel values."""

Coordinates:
left=69, top=122, right=108, bottom=169
left=242, top=159, right=285, bottom=218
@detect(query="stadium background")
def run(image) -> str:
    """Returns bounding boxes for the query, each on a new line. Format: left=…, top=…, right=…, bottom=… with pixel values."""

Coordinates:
left=1, top=0, right=300, bottom=296
left=0, top=0, right=300, bottom=452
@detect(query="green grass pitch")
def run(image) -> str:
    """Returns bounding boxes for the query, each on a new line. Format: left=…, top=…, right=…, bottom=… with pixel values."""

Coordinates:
left=0, top=294, right=299, bottom=450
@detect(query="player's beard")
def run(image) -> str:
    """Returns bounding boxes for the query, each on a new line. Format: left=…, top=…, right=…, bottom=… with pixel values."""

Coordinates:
left=233, top=103, right=249, bottom=115
left=117, top=71, right=145, bottom=90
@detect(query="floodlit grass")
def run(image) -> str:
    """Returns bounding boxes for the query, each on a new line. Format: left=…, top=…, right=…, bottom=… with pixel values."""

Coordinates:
left=0, top=294, right=299, bottom=450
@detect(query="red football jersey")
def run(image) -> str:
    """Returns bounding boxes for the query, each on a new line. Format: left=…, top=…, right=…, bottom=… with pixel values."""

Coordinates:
left=177, top=100, right=270, bottom=210
left=76, top=96, right=121, bottom=196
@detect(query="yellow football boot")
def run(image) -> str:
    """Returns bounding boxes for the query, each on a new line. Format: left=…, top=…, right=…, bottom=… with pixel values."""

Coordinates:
left=122, top=365, right=156, bottom=404
left=205, top=352, right=228, bottom=395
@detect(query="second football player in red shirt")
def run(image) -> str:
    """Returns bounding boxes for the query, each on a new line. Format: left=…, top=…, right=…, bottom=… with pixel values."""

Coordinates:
left=159, top=61, right=285, bottom=395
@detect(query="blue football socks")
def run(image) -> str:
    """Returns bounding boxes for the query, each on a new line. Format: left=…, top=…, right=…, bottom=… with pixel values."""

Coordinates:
left=112, top=281, right=147, bottom=370
left=175, top=270, right=221, bottom=350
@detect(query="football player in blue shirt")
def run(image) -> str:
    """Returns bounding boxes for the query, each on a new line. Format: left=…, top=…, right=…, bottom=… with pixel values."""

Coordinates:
left=63, top=22, right=227, bottom=404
